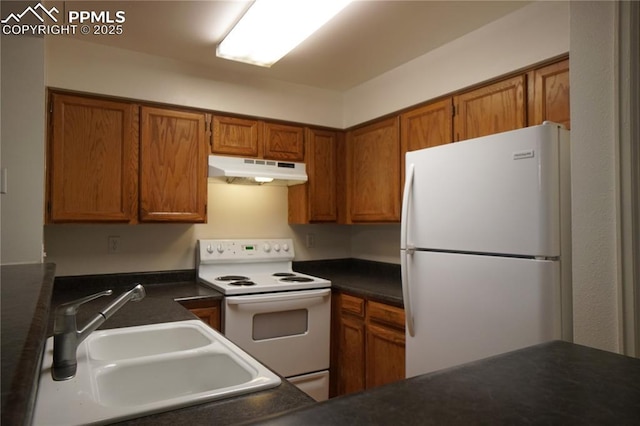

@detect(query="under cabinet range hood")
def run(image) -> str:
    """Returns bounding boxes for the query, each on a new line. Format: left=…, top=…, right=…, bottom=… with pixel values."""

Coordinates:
left=208, top=155, right=308, bottom=186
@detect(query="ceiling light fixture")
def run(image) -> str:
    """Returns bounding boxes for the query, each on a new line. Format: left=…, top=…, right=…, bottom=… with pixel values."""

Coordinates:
left=216, top=0, right=352, bottom=68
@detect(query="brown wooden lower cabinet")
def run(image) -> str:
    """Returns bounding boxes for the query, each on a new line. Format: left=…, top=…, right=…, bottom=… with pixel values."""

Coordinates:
left=331, top=292, right=405, bottom=397
left=179, top=299, right=221, bottom=331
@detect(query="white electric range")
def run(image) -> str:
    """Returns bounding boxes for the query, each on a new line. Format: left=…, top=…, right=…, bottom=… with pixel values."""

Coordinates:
left=196, top=239, right=331, bottom=401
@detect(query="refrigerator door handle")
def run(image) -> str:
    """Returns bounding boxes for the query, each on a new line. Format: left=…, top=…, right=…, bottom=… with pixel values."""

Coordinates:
left=401, top=163, right=415, bottom=337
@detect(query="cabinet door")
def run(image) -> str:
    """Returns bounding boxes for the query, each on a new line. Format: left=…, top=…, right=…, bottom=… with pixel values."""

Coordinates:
left=180, top=299, right=221, bottom=331
left=366, top=323, right=406, bottom=389
left=189, top=306, right=221, bottom=331
left=212, top=115, right=261, bottom=157
left=139, top=107, right=207, bottom=222
left=333, top=293, right=366, bottom=396
left=401, top=98, right=453, bottom=152
left=366, top=301, right=406, bottom=389
left=528, top=59, right=570, bottom=129
left=336, top=313, right=366, bottom=395
left=288, top=128, right=337, bottom=223
left=48, top=93, right=137, bottom=223
left=453, top=75, right=525, bottom=141
left=348, top=117, right=401, bottom=222
left=400, top=98, right=453, bottom=184
left=263, top=122, right=305, bottom=161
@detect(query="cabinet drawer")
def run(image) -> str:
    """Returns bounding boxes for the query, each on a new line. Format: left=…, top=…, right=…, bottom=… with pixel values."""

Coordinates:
left=340, top=293, right=365, bottom=317
left=368, top=301, right=405, bottom=330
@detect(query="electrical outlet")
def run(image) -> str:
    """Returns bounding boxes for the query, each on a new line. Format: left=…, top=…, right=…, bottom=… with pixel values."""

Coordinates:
left=108, top=236, right=121, bottom=254
left=305, top=233, right=316, bottom=248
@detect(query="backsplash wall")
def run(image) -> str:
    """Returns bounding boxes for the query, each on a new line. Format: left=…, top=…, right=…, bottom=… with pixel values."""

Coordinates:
left=44, top=182, right=352, bottom=276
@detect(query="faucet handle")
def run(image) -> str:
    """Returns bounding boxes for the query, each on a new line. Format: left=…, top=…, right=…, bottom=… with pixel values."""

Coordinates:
left=55, top=289, right=113, bottom=317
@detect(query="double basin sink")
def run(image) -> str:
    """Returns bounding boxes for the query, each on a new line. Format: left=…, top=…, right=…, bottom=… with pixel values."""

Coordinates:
left=33, top=320, right=281, bottom=425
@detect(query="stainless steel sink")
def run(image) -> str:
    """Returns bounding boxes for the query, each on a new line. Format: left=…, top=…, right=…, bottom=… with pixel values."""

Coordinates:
left=33, top=320, right=281, bottom=425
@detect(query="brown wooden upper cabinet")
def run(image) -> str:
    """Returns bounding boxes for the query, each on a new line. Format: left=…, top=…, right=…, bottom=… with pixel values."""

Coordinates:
left=211, top=115, right=261, bottom=157
left=139, top=106, right=208, bottom=223
left=263, top=122, right=305, bottom=161
left=400, top=98, right=453, bottom=182
left=48, top=93, right=138, bottom=223
left=453, top=75, right=526, bottom=141
left=528, top=58, right=570, bottom=129
left=288, top=128, right=339, bottom=223
left=347, top=117, right=401, bottom=223
left=48, top=92, right=208, bottom=224
left=211, top=116, right=304, bottom=162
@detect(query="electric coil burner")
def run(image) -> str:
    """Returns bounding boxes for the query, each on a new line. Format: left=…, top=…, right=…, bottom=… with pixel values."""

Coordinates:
left=217, top=275, right=250, bottom=281
left=228, top=280, right=256, bottom=286
left=279, top=276, right=315, bottom=283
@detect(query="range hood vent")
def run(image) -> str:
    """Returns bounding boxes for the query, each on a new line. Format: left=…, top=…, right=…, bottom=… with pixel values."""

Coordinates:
left=208, top=155, right=307, bottom=186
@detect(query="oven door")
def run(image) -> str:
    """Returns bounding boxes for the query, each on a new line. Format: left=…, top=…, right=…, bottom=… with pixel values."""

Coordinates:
left=223, top=288, right=331, bottom=378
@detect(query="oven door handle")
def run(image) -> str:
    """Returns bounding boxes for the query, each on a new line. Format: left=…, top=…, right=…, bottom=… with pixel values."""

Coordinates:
left=226, top=289, right=331, bottom=305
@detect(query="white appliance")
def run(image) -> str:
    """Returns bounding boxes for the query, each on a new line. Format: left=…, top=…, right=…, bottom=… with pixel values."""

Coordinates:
left=401, top=122, right=572, bottom=378
left=197, top=239, right=331, bottom=401
left=208, top=155, right=308, bottom=186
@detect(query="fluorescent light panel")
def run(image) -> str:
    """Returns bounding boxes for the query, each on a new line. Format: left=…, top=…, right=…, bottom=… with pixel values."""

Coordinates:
left=217, top=0, right=352, bottom=67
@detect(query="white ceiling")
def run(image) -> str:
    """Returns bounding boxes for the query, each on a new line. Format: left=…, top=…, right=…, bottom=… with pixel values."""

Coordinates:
left=59, top=1, right=530, bottom=91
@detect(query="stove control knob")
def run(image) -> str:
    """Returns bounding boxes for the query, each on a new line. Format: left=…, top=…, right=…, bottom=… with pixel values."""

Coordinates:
left=263, top=243, right=271, bottom=253
left=206, top=244, right=214, bottom=254
left=216, top=244, right=225, bottom=254
left=273, top=243, right=281, bottom=252
left=283, top=243, right=290, bottom=252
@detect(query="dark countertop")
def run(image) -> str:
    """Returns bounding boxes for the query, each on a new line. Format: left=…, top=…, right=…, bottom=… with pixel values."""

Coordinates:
left=3, top=268, right=314, bottom=426
left=247, top=340, right=640, bottom=425
left=48, top=272, right=224, bottom=335
left=1, top=263, right=56, bottom=426
left=3, top=259, right=401, bottom=425
left=294, top=259, right=402, bottom=307
left=9, top=261, right=639, bottom=425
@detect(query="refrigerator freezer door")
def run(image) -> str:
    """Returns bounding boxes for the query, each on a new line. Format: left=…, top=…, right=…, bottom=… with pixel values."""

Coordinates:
left=405, top=251, right=560, bottom=378
left=404, top=124, right=564, bottom=257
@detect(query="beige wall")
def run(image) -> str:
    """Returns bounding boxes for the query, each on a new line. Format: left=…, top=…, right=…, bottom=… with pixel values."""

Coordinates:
left=45, top=37, right=344, bottom=129
left=1, top=34, right=45, bottom=265
left=569, top=1, right=620, bottom=352
left=44, top=183, right=351, bottom=276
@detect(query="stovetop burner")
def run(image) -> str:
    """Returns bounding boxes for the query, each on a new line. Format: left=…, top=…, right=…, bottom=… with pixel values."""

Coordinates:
left=273, top=272, right=296, bottom=277
left=279, top=276, right=315, bottom=283
left=217, top=275, right=250, bottom=281
left=228, top=280, right=256, bottom=286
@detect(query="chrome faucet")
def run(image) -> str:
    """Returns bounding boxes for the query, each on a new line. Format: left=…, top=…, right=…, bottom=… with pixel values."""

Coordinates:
left=52, top=284, right=146, bottom=381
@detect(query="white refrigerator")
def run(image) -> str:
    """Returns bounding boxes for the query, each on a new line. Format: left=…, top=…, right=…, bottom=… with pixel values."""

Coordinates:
left=401, top=122, right=572, bottom=378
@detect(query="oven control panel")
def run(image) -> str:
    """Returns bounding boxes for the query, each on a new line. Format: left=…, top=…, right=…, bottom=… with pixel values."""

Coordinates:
left=198, top=239, right=295, bottom=263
